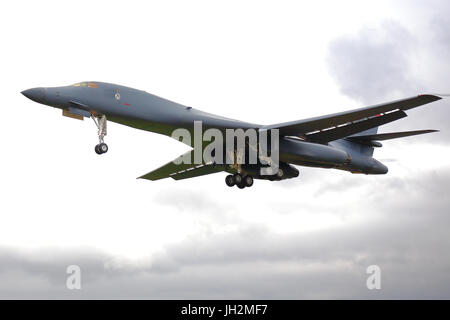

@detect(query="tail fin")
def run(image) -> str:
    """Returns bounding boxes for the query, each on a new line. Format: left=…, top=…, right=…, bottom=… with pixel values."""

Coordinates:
left=359, top=127, right=379, bottom=136
left=343, top=127, right=380, bottom=157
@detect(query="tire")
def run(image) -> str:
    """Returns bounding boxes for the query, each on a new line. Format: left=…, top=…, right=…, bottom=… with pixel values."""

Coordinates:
left=244, top=175, right=254, bottom=187
left=99, top=143, right=108, bottom=153
left=233, top=173, right=242, bottom=184
left=237, top=182, right=245, bottom=189
left=95, top=144, right=102, bottom=154
left=225, top=175, right=235, bottom=187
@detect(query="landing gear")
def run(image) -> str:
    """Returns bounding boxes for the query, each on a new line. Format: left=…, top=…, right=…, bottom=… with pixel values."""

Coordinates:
left=92, top=114, right=108, bottom=154
left=95, top=143, right=108, bottom=154
left=243, top=175, right=254, bottom=187
left=225, top=173, right=254, bottom=188
left=237, top=182, right=246, bottom=189
left=233, top=173, right=243, bottom=184
left=225, top=175, right=235, bottom=187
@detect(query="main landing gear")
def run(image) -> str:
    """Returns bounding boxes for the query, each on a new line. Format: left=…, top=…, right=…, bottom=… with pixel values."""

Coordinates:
left=225, top=173, right=254, bottom=189
left=92, top=114, right=108, bottom=155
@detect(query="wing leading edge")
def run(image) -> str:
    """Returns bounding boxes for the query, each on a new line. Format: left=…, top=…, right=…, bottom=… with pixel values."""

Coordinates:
left=138, top=150, right=225, bottom=181
left=263, top=95, right=441, bottom=143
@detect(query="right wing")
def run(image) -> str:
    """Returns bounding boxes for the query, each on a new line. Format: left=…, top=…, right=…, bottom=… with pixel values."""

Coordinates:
left=263, top=95, right=441, bottom=143
left=138, top=150, right=225, bottom=181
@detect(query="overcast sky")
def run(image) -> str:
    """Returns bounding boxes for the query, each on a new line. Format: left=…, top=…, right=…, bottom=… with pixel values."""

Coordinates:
left=1, top=0, right=450, bottom=299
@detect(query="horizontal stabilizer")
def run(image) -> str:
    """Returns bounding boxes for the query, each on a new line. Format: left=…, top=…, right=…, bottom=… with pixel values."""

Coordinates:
left=348, top=129, right=439, bottom=142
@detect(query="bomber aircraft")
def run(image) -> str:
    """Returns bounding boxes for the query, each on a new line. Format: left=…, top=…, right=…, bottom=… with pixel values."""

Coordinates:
left=22, top=82, right=441, bottom=188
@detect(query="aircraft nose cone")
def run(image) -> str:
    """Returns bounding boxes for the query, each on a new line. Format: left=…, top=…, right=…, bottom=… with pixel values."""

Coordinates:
left=21, top=87, right=46, bottom=103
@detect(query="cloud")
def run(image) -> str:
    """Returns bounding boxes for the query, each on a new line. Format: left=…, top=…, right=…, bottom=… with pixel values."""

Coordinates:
left=1, top=167, right=450, bottom=299
left=327, top=21, right=417, bottom=104
left=152, top=187, right=242, bottom=225
left=154, top=188, right=225, bottom=214
left=326, top=17, right=450, bottom=142
left=2, top=1, right=450, bottom=301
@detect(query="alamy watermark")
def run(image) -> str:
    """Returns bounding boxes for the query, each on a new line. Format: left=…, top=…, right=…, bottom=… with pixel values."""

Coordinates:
left=64, top=264, right=381, bottom=292
left=66, top=265, right=81, bottom=290
left=171, top=121, right=279, bottom=175
left=366, top=265, right=381, bottom=290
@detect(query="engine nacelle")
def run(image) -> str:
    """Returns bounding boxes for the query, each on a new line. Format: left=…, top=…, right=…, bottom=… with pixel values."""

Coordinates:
left=279, top=137, right=349, bottom=167
left=241, top=162, right=299, bottom=181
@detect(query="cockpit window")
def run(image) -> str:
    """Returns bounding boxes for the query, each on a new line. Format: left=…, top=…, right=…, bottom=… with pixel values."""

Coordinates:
left=72, top=82, right=98, bottom=88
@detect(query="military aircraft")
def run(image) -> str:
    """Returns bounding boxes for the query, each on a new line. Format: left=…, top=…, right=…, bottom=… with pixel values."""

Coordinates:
left=22, top=82, right=441, bottom=188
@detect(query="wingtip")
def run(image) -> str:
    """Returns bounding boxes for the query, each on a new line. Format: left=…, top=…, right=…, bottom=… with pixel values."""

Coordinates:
left=417, top=129, right=440, bottom=134
left=417, top=94, right=443, bottom=101
left=137, top=174, right=154, bottom=181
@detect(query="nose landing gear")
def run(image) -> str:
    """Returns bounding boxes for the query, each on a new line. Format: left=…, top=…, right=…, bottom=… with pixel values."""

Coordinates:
left=92, top=115, right=108, bottom=154
left=95, top=143, right=108, bottom=154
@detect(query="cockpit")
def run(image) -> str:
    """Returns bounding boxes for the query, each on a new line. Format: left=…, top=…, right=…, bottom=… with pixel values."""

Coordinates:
left=72, top=82, right=99, bottom=88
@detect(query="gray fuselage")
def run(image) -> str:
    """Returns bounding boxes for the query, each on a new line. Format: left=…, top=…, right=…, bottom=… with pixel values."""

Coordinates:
left=22, top=81, right=388, bottom=176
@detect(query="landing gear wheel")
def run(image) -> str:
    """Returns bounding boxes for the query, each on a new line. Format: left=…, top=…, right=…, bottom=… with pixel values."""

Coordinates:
left=243, top=175, right=254, bottom=187
left=95, top=143, right=108, bottom=154
left=99, top=143, right=108, bottom=154
left=233, top=173, right=243, bottom=184
left=237, top=182, right=246, bottom=189
left=225, top=175, right=235, bottom=187
left=92, top=115, right=108, bottom=155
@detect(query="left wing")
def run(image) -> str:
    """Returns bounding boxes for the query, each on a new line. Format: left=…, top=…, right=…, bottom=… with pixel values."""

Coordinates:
left=263, top=95, right=441, bottom=143
left=138, top=150, right=225, bottom=181
left=347, top=129, right=439, bottom=142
